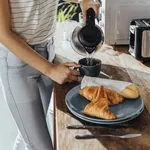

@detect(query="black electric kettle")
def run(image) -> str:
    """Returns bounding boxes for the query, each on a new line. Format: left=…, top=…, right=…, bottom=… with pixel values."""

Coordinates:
left=71, top=8, right=104, bottom=56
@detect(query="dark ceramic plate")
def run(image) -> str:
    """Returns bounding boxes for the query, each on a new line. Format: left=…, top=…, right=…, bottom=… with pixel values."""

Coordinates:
left=65, top=85, right=144, bottom=124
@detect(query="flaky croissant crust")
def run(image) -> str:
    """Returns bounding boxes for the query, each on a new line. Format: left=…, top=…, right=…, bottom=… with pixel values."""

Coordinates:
left=83, top=98, right=117, bottom=120
left=80, top=86, right=124, bottom=120
left=80, top=86, right=124, bottom=105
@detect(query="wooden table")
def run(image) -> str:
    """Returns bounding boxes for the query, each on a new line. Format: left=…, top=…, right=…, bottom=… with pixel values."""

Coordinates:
left=54, top=60, right=150, bottom=150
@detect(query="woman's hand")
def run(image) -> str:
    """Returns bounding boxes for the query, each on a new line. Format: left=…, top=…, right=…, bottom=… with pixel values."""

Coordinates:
left=48, top=62, right=80, bottom=84
left=79, top=0, right=100, bottom=21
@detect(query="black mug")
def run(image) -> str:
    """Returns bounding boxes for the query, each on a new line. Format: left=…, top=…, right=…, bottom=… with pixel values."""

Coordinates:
left=78, top=58, right=101, bottom=77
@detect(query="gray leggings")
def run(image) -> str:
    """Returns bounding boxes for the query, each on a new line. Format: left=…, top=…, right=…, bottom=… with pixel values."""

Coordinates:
left=0, top=40, right=55, bottom=150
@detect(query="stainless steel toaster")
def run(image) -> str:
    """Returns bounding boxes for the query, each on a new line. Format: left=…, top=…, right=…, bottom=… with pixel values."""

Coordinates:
left=129, top=19, right=150, bottom=61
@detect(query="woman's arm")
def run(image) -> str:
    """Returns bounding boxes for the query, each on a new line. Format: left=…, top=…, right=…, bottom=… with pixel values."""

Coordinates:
left=0, top=0, right=80, bottom=84
left=0, top=0, right=53, bottom=76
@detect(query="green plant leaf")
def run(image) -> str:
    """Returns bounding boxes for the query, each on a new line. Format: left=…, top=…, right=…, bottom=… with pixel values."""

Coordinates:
left=68, top=5, right=75, bottom=15
left=57, top=3, right=78, bottom=22
left=64, top=4, right=72, bottom=14
left=70, top=12, right=77, bottom=19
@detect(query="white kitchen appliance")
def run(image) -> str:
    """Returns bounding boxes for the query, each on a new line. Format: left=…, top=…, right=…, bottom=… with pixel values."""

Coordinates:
left=99, top=0, right=150, bottom=45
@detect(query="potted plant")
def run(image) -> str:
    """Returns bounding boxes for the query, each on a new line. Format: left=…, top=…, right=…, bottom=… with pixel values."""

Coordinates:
left=56, top=2, right=79, bottom=41
left=57, top=2, right=78, bottom=22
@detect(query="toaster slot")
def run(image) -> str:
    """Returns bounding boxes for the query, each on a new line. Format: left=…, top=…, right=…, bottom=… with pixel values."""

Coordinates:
left=135, top=20, right=146, bottom=27
left=145, top=20, right=150, bottom=25
left=141, top=20, right=150, bottom=26
left=135, top=20, right=145, bottom=26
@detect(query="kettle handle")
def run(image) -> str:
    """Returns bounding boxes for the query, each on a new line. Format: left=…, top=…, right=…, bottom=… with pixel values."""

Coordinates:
left=86, top=8, right=95, bottom=26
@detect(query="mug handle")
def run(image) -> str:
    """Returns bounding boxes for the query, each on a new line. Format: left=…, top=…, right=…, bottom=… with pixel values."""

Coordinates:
left=73, top=66, right=81, bottom=71
left=69, top=66, right=80, bottom=71
left=68, top=66, right=82, bottom=82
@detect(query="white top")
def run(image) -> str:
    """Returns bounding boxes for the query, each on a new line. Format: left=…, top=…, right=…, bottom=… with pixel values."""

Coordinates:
left=9, top=0, right=58, bottom=45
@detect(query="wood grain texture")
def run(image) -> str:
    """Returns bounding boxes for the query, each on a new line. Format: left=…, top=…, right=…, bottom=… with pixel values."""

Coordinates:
left=54, top=64, right=150, bottom=150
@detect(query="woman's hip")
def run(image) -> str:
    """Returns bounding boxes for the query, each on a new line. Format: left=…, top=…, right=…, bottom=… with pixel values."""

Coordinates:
left=0, top=39, right=55, bottom=68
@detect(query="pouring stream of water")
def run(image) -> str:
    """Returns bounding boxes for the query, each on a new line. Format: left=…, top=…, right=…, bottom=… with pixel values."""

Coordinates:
left=85, top=50, right=96, bottom=66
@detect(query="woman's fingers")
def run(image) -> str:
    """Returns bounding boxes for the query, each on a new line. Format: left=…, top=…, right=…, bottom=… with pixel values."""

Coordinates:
left=80, top=0, right=100, bottom=21
left=69, top=75, right=78, bottom=82
left=64, top=62, right=80, bottom=68
left=57, top=62, right=80, bottom=83
left=71, top=70, right=80, bottom=76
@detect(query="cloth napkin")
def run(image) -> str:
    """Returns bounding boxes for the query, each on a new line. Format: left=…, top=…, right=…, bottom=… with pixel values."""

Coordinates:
left=81, top=76, right=132, bottom=93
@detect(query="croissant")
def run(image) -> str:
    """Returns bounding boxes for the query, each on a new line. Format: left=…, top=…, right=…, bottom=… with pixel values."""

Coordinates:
left=83, top=98, right=117, bottom=120
left=80, top=86, right=124, bottom=105
left=80, top=86, right=108, bottom=102
left=105, top=88, right=124, bottom=105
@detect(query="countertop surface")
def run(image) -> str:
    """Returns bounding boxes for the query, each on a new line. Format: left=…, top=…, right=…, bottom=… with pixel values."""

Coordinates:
left=53, top=21, right=150, bottom=150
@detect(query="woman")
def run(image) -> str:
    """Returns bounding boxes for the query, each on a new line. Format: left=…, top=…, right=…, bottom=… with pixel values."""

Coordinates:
left=0, top=0, right=99, bottom=150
